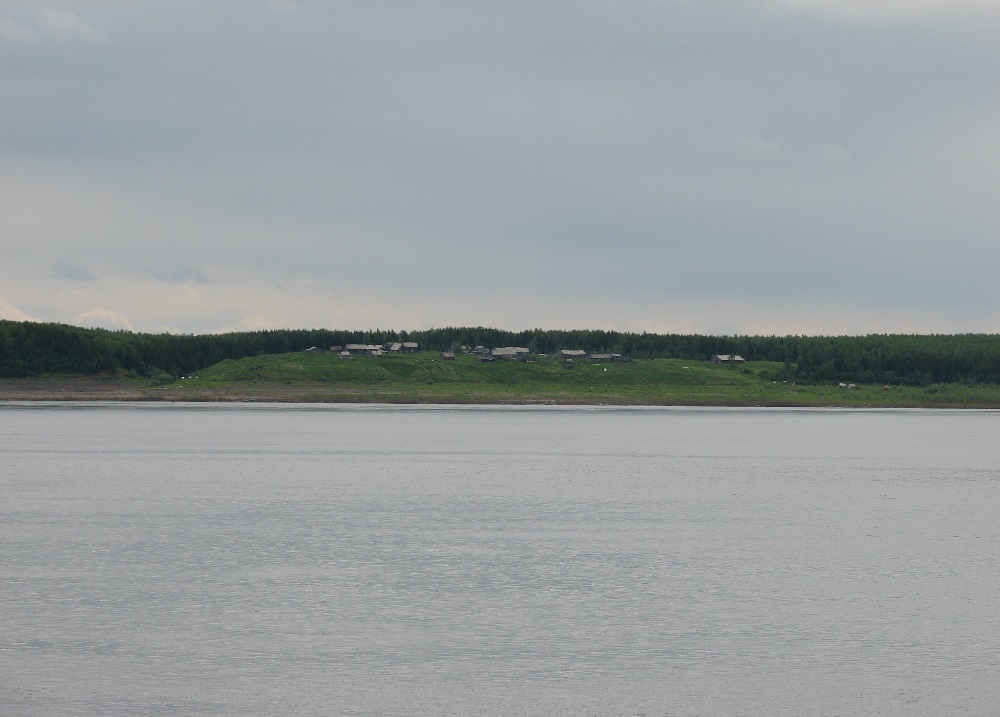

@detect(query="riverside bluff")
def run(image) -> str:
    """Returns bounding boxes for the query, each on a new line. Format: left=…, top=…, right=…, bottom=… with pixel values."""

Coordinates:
left=3, top=350, right=1000, bottom=408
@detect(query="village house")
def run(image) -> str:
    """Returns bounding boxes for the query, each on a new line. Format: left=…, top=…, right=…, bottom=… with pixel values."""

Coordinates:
left=345, top=343, right=384, bottom=357
left=588, top=353, right=625, bottom=363
left=491, top=347, right=531, bottom=361
left=711, top=354, right=746, bottom=364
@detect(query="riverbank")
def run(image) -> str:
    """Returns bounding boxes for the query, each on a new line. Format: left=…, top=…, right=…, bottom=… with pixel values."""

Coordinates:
left=3, top=356, right=1000, bottom=408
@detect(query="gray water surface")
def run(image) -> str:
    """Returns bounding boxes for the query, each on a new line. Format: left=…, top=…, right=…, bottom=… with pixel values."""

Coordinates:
left=2, top=404, right=998, bottom=716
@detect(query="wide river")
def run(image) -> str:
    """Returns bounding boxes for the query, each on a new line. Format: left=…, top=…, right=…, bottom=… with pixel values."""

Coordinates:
left=1, top=403, right=998, bottom=716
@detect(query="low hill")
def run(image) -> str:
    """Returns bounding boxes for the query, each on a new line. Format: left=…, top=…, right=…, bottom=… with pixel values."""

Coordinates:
left=183, top=352, right=1000, bottom=406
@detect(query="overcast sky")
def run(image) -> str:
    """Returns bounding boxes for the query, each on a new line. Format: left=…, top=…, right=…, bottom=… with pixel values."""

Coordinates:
left=1, top=1, right=998, bottom=335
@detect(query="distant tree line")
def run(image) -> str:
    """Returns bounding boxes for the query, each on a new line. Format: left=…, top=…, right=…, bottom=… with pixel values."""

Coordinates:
left=3, top=320, right=1000, bottom=386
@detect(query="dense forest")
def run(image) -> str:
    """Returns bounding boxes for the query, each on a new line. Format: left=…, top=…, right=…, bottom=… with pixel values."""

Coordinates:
left=3, top=320, right=1000, bottom=386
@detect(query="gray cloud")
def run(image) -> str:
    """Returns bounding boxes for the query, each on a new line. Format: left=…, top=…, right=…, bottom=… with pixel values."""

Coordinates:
left=1, top=0, right=997, bottom=333
left=146, top=264, right=211, bottom=285
left=52, top=260, right=96, bottom=281
left=37, top=7, right=106, bottom=44
left=0, top=5, right=106, bottom=45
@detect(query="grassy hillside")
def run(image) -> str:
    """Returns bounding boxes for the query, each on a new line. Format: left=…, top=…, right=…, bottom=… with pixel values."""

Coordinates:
left=163, top=351, right=1000, bottom=407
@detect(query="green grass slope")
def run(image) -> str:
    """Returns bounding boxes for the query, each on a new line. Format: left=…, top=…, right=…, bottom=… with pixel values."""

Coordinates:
left=181, top=352, right=1000, bottom=406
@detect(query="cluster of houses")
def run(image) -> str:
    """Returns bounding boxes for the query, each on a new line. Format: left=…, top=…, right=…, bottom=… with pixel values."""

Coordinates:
left=552, top=349, right=630, bottom=364
left=305, top=345, right=759, bottom=367
left=459, top=347, right=632, bottom=363
left=304, top=343, right=632, bottom=363
left=304, top=342, right=419, bottom=358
